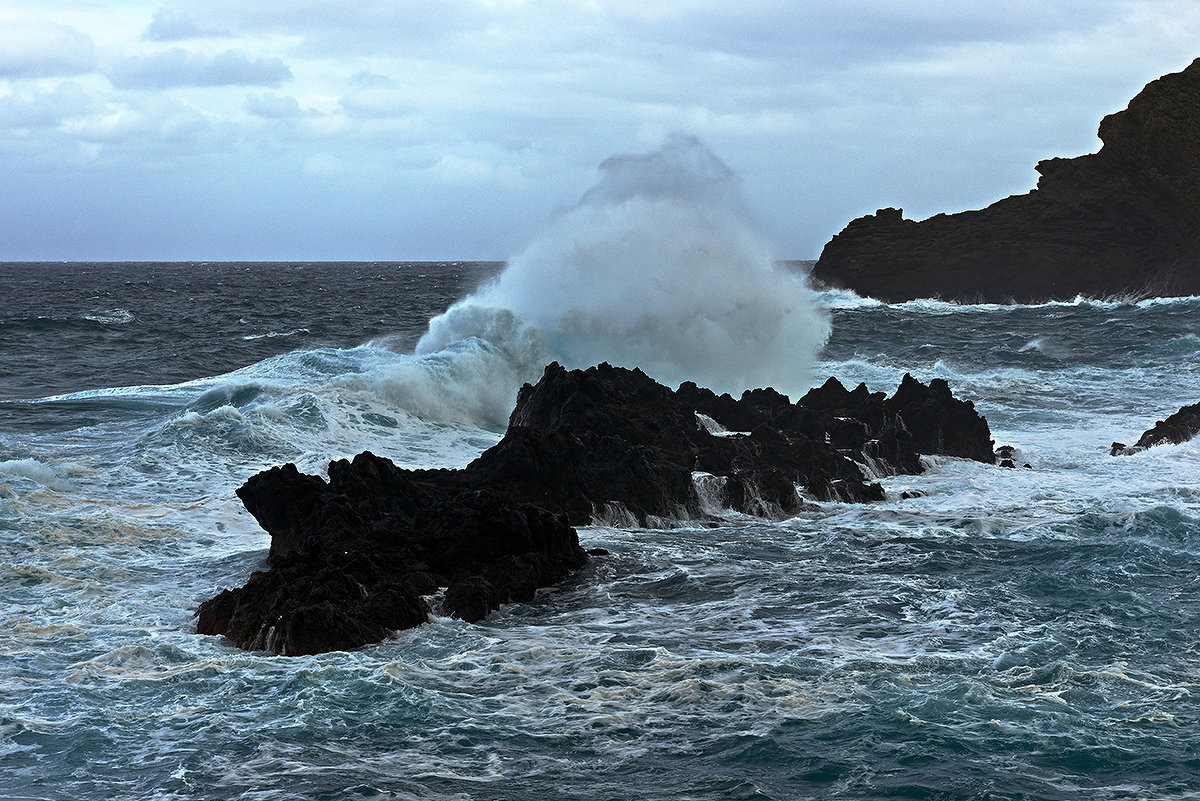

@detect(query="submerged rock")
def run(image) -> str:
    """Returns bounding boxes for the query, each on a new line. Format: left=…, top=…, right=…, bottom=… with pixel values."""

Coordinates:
left=813, top=58, right=1200, bottom=302
left=1111, top=401, right=1200, bottom=455
left=197, top=363, right=996, bottom=655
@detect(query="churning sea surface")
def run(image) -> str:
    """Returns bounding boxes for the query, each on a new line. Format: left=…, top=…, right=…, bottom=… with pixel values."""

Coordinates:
left=3, top=260, right=1200, bottom=801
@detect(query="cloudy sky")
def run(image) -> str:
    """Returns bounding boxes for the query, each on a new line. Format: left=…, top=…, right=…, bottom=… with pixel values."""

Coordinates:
left=2, top=1, right=1198, bottom=261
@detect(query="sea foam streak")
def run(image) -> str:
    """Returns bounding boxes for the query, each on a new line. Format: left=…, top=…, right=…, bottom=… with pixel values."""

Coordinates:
left=409, top=134, right=829, bottom=424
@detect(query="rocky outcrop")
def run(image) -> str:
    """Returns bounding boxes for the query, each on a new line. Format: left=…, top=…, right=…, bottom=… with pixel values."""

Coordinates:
left=813, top=58, right=1200, bottom=302
left=1111, top=401, right=1200, bottom=455
left=196, top=459, right=588, bottom=655
left=197, top=363, right=997, bottom=655
left=469, top=363, right=995, bottom=521
left=469, top=363, right=883, bottom=522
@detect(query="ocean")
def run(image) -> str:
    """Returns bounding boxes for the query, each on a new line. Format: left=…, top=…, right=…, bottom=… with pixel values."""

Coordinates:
left=2, top=257, right=1199, bottom=800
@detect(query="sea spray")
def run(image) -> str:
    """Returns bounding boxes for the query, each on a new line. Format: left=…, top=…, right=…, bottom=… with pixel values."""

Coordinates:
left=411, top=134, right=830, bottom=423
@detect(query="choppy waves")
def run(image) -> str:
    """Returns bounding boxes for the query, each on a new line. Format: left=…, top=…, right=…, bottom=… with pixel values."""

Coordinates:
left=6, top=491, right=1200, bottom=799
left=5, top=215, right=1200, bottom=796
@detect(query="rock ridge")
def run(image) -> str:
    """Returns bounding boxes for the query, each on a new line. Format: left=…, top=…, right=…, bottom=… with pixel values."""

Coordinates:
left=813, top=58, right=1200, bottom=303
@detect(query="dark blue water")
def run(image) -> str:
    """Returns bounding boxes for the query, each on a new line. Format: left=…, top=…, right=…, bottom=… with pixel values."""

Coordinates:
left=2, top=262, right=1199, bottom=800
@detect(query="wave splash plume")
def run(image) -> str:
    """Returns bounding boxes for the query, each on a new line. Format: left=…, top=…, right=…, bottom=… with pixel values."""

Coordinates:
left=411, top=134, right=830, bottom=424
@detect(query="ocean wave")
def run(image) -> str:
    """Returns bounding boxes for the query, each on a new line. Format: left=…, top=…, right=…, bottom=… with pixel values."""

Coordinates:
left=416, top=136, right=830, bottom=403
left=82, top=308, right=135, bottom=325
left=0, top=309, right=135, bottom=331
left=814, top=286, right=887, bottom=310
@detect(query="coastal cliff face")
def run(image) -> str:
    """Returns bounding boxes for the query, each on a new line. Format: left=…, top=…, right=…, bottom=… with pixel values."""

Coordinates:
left=813, top=58, right=1200, bottom=302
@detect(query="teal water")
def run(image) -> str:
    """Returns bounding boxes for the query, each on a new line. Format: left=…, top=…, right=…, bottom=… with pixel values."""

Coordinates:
left=2, top=263, right=1199, bottom=800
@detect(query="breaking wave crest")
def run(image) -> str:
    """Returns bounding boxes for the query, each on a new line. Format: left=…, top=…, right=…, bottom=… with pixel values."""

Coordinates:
left=412, top=134, right=830, bottom=416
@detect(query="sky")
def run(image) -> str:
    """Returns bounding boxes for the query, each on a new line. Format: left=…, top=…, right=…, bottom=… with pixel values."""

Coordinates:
left=2, top=1, right=1198, bottom=262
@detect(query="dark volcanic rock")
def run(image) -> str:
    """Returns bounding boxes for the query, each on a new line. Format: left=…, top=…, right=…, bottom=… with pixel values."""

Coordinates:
left=884, top=374, right=997, bottom=464
left=486, top=363, right=994, bottom=516
left=1111, top=401, right=1200, bottom=455
left=813, top=58, right=1200, bottom=302
left=197, top=455, right=588, bottom=655
left=197, top=363, right=996, bottom=655
left=469, top=362, right=887, bottom=522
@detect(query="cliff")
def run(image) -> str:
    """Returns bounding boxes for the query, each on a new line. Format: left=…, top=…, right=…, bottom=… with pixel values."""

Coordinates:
left=813, top=58, right=1200, bottom=302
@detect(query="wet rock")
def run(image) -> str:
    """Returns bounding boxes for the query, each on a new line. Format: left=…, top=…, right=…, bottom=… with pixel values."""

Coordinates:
left=1112, top=401, right=1200, bottom=455
left=196, top=459, right=587, bottom=655
left=885, top=374, right=996, bottom=464
left=442, top=575, right=500, bottom=623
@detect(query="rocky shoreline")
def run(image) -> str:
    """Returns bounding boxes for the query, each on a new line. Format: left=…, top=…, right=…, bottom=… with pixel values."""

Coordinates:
left=197, top=362, right=997, bottom=655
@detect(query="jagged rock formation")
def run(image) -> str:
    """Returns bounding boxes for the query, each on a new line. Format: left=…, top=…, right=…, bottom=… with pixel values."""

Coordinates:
left=195, top=462, right=587, bottom=655
left=813, top=58, right=1200, bottom=302
left=196, top=362, right=996, bottom=655
left=1111, top=401, right=1200, bottom=455
left=445, top=362, right=995, bottom=522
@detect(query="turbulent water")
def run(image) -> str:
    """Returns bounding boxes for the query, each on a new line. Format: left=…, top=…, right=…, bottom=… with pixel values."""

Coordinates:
left=3, top=257, right=1200, bottom=800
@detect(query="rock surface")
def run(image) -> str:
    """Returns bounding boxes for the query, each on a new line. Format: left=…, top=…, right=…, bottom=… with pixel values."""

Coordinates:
left=813, top=58, right=1200, bottom=303
left=1111, top=401, right=1200, bottom=455
left=196, top=460, right=588, bottom=655
left=197, top=363, right=997, bottom=655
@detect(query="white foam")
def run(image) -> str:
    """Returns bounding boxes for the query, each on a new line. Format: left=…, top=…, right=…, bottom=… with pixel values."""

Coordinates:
left=823, top=291, right=1200, bottom=315
left=417, top=135, right=830, bottom=405
left=0, top=458, right=75, bottom=492
left=691, top=471, right=727, bottom=516
left=695, top=413, right=746, bottom=437
left=83, top=308, right=134, bottom=325
left=241, top=328, right=310, bottom=341
left=818, top=287, right=886, bottom=310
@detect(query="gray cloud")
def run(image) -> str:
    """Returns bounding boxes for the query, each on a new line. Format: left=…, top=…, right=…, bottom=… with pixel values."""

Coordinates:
left=245, top=92, right=304, bottom=119
left=143, top=9, right=232, bottom=41
left=615, top=0, right=1124, bottom=65
left=349, top=71, right=392, bottom=88
left=2, top=0, right=1198, bottom=261
left=71, top=95, right=213, bottom=145
left=186, top=0, right=491, bottom=54
left=109, top=48, right=293, bottom=89
left=339, top=81, right=414, bottom=119
left=0, top=82, right=93, bottom=128
left=0, top=20, right=96, bottom=78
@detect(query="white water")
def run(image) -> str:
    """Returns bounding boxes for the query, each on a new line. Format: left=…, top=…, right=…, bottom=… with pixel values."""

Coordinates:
left=5, top=282, right=1200, bottom=800
left=415, top=135, right=830, bottom=419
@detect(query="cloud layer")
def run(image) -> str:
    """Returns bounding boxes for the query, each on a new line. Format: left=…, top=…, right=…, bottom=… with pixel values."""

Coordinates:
left=109, top=48, right=293, bottom=89
left=1, top=1, right=1198, bottom=260
left=0, top=20, right=96, bottom=78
